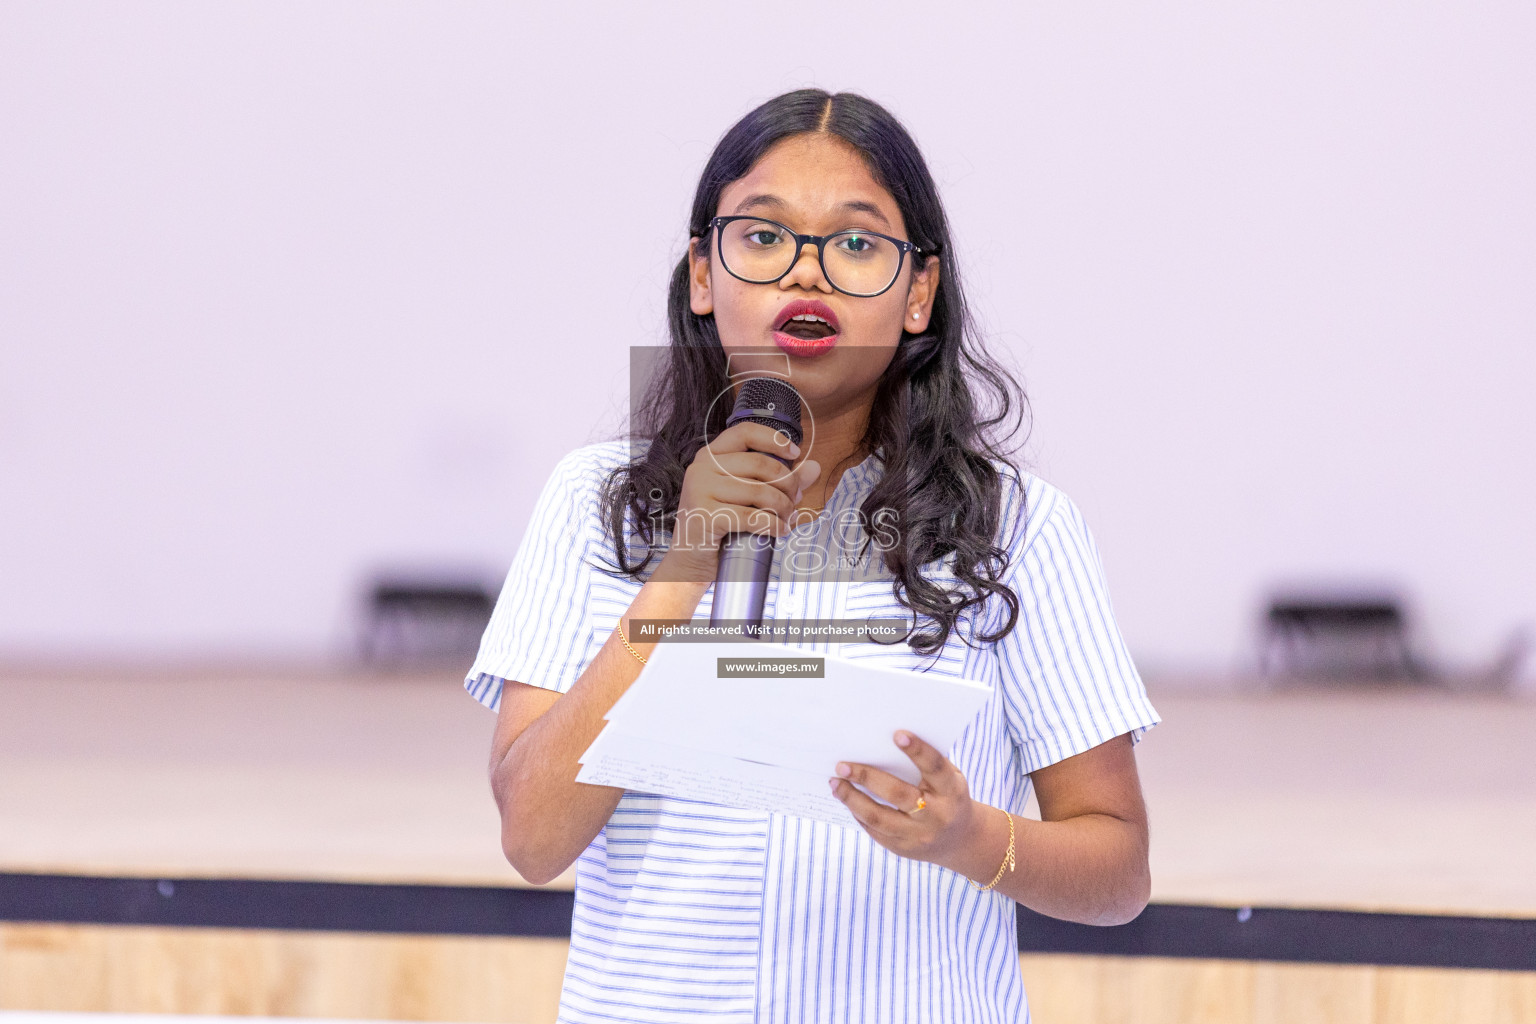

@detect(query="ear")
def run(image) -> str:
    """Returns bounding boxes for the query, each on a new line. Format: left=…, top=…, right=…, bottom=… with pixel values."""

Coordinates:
left=688, top=236, right=713, bottom=316
left=904, top=255, right=941, bottom=333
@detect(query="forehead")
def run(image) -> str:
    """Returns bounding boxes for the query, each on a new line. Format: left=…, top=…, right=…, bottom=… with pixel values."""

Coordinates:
left=716, top=133, right=906, bottom=235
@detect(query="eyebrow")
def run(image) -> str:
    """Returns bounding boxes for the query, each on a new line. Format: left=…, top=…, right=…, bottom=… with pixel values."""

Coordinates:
left=732, top=193, right=892, bottom=230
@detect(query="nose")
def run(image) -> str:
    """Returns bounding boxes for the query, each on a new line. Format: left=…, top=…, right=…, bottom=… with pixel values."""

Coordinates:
left=780, top=240, right=833, bottom=293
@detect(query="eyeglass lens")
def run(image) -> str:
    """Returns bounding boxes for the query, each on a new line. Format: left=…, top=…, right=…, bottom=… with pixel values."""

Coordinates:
left=718, top=219, right=904, bottom=296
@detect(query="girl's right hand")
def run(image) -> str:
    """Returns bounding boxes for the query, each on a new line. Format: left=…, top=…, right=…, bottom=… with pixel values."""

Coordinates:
left=661, top=422, right=820, bottom=581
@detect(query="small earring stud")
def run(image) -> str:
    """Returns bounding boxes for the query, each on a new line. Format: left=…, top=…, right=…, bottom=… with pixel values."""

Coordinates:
left=911, top=312, right=920, bottom=320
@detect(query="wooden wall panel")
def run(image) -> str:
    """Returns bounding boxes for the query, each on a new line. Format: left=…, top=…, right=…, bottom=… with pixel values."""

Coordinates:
left=1019, top=954, right=1536, bottom=1024
left=1373, top=964, right=1536, bottom=1024
left=0, top=923, right=567, bottom=1023
left=5, top=925, right=1535, bottom=1024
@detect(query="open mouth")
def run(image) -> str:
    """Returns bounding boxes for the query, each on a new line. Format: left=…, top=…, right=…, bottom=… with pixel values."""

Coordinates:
left=778, top=313, right=836, bottom=340
left=772, top=300, right=841, bottom=350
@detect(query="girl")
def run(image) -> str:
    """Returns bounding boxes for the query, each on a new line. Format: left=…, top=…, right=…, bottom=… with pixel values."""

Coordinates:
left=467, top=89, right=1161, bottom=1024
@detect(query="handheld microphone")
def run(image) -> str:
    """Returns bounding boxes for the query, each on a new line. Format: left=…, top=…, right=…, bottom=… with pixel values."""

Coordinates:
left=709, top=377, right=804, bottom=630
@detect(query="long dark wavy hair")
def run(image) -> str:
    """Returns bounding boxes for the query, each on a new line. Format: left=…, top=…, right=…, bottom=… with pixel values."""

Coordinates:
left=597, top=89, right=1031, bottom=656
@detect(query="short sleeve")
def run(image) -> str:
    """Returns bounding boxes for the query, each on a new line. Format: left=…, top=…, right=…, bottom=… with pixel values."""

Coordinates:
left=463, top=447, right=604, bottom=712
left=993, top=479, right=1161, bottom=774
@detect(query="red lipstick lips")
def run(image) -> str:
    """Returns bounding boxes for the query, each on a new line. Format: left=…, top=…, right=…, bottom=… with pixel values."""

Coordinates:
left=772, top=299, right=840, bottom=357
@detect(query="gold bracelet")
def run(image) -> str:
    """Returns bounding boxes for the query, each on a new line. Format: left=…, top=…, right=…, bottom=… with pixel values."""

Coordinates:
left=971, top=808, right=1016, bottom=892
left=615, top=619, right=647, bottom=665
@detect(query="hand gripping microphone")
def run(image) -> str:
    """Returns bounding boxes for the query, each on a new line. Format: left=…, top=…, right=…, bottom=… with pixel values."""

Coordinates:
left=709, top=377, right=804, bottom=630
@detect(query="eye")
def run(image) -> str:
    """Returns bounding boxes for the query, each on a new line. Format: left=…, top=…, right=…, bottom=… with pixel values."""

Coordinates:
left=833, top=232, right=886, bottom=259
left=736, top=221, right=787, bottom=248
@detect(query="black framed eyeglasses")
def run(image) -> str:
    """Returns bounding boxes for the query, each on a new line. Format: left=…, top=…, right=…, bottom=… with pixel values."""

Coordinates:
left=708, top=215, right=925, bottom=298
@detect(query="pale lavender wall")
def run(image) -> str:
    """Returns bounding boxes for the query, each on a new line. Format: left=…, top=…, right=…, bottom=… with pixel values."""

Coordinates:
left=2, top=2, right=1532, bottom=672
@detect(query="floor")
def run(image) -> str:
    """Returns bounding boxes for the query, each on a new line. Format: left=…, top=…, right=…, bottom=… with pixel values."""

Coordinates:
left=2, top=667, right=1533, bottom=917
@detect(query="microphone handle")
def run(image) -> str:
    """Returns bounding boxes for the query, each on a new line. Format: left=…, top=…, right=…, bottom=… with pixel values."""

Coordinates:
left=709, top=451, right=794, bottom=630
left=709, top=533, right=776, bottom=628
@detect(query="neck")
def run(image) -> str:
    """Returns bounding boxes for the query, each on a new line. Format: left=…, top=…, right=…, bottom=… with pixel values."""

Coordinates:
left=794, top=396, right=875, bottom=512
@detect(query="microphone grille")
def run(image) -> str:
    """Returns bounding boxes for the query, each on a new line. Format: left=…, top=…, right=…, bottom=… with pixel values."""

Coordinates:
left=727, top=377, right=804, bottom=446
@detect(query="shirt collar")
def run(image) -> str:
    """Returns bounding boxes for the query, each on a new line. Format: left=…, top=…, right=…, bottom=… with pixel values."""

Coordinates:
left=831, top=445, right=885, bottom=509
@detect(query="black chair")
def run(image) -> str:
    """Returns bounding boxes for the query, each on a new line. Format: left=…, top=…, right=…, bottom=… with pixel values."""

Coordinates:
left=360, top=580, right=496, bottom=666
left=1260, top=596, right=1423, bottom=681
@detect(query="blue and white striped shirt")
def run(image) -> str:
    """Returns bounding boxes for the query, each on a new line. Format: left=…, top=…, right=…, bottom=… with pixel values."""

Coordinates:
left=466, top=439, right=1160, bottom=1023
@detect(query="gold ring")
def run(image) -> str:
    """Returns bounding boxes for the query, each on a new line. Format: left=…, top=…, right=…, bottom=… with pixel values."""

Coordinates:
left=911, top=796, right=927, bottom=813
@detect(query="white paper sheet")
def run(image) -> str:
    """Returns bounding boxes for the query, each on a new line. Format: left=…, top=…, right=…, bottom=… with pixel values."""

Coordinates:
left=575, top=638, right=992, bottom=827
left=578, top=728, right=856, bottom=827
